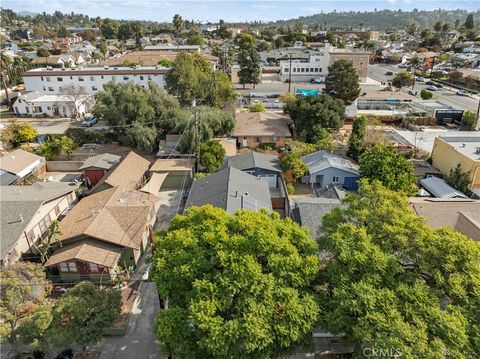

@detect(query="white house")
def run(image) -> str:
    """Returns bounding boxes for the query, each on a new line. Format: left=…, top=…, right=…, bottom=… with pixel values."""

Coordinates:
left=13, top=91, right=93, bottom=118
left=22, top=66, right=169, bottom=95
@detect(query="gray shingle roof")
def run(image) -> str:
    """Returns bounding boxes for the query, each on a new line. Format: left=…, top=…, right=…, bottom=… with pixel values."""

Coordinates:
left=185, top=167, right=272, bottom=214
left=301, top=151, right=359, bottom=175
left=1, top=182, right=77, bottom=260
left=79, top=153, right=121, bottom=171
left=292, top=198, right=344, bottom=239
left=222, top=152, right=281, bottom=173
left=0, top=171, right=20, bottom=186
left=419, top=176, right=468, bottom=199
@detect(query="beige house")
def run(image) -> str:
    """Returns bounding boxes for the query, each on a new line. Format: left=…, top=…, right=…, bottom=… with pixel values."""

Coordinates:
left=0, top=149, right=46, bottom=185
left=0, top=182, right=77, bottom=266
left=46, top=186, right=159, bottom=282
left=233, top=112, right=292, bottom=148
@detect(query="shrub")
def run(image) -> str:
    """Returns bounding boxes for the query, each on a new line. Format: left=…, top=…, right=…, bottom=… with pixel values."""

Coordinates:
left=249, top=102, right=265, bottom=112
left=286, top=182, right=295, bottom=195
left=65, top=128, right=105, bottom=146
left=420, top=90, right=433, bottom=100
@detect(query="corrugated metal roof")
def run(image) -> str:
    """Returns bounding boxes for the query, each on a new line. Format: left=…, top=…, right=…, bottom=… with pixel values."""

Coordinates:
left=419, top=176, right=468, bottom=199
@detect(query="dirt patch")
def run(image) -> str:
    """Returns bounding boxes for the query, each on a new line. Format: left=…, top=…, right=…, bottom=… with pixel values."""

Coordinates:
left=111, top=281, right=140, bottom=329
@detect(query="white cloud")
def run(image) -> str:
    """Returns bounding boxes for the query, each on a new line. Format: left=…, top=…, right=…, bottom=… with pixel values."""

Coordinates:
left=250, top=4, right=277, bottom=10
left=387, top=0, right=397, bottom=4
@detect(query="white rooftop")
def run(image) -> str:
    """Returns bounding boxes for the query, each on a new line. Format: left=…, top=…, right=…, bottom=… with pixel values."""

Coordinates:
left=439, top=136, right=480, bottom=161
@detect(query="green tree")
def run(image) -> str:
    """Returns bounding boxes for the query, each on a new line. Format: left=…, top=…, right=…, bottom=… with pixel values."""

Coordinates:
left=199, top=140, right=225, bottom=173
left=98, top=39, right=108, bottom=60
left=172, top=14, right=184, bottom=34
left=216, top=20, right=231, bottom=40
left=130, top=21, right=144, bottom=48
left=0, top=262, right=49, bottom=356
left=359, top=144, right=417, bottom=194
left=152, top=205, right=320, bottom=358
left=464, top=13, right=475, bottom=30
left=33, top=220, right=62, bottom=264
left=280, top=153, right=307, bottom=181
left=237, top=33, right=256, bottom=51
left=249, top=102, right=265, bottom=112
left=100, top=18, right=120, bottom=39
left=346, top=116, right=367, bottom=161
left=325, top=59, right=361, bottom=105
left=117, top=23, right=133, bottom=41
left=318, top=179, right=480, bottom=358
left=392, top=72, right=413, bottom=90
left=165, top=52, right=235, bottom=107
left=1, top=52, right=13, bottom=109
left=56, top=25, right=70, bottom=37
left=0, top=119, right=38, bottom=148
left=47, top=282, right=121, bottom=354
left=283, top=94, right=345, bottom=143
left=433, top=20, right=443, bottom=32
left=407, top=22, right=418, bottom=35
left=238, top=48, right=261, bottom=89
left=37, top=135, right=77, bottom=160
left=36, top=47, right=50, bottom=57
left=460, top=110, right=477, bottom=131
left=446, top=163, right=471, bottom=193
left=186, top=31, right=205, bottom=46
left=420, top=89, right=433, bottom=100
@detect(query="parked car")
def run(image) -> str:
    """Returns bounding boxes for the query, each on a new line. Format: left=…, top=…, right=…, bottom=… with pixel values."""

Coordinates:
left=426, top=85, right=438, bottom=91
left=81, top=115, right=97, bottom=127
left=385, top=71, right=394, bottom=75
left=415, top=76, right=425, bottom=82
left=408, top=90, right=418, bottom=96
left=398, top=63, right=408, bottom=68
left=311, top=76, right=325, bottom=84
left=426, top=81, right=435, bottom=85
left=456, top=90, right=470, bottom=96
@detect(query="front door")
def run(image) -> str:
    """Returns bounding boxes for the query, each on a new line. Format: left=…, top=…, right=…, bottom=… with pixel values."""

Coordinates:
left=315, top=175, right=324, bottom=187
left=242, top=136, right=248, bottom=147
left=52, top=105, right=60, bottom=116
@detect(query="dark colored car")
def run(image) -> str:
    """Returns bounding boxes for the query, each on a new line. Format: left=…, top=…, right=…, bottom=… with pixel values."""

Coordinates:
left=81, top=115, right=97, bottom=127
left=385, top=71, right=394, bottom=76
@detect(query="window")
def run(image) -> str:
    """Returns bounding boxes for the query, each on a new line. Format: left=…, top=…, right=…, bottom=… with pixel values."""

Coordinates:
left=70, top=76, right=73, bottom=79
left=101, top=75, right=104, bottom=79
left=33, top=106, right=43, bottom=113
left=332, top=176, right=340, bottom=182
left=25, top=107, right=30, bottom=114
left=270, top=135, right=278, bottom=141
left=41, top=76, right=44, bottom=81
left=310, top=68, right=314, bottom=72
left=254, top=136, right=261, bottom=143
left=14, top=106, right=19, bottom=113
left=112, top=76, right=116, bottom=81
left=90, top=76, right=94, bottom=81
left=89, top=263, right=99, bottom=272
left=78, top=77, right=84, bottom=81
left=48, top=87, right=54, bottom=91
left=292, top=68, right=296, bottom=73
left=59, top=86, right=63, bottom=92
left=60, top=262, right=77, bottom=272
left=57, top=77, right=63, bottom=82
left=47, top=106, right=51, bottom=110
left=147, top=75, right=152, bottom=80
left=92, top=86, right=98, bottom=91
left=284, top=67, right=289, bottom=73
left=123, top=76, right=129, bottom=80
left=46, top=77, right=50, bottom=82
left=140, top=76, right=144, bottom=80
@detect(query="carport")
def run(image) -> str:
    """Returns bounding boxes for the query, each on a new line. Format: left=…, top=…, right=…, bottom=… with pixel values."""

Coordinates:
left=149, top=158, right=194, bottom=190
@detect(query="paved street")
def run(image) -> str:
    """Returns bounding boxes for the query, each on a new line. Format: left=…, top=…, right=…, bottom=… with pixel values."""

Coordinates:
left=95, top=280, right=163, bottom=359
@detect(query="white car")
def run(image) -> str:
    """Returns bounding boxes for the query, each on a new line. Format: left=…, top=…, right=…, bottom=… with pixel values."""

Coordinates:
left=456, top=90, right=470, bottom=96
left=426, top=85, right=438, bottom=91
left=415, top=77, right=425, bottom=82
left=399, top=63, right=408, bottom=68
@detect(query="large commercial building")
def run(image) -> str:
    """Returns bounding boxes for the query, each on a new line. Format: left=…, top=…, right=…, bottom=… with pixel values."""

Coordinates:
left=279, top=43, right=370, bottom=82
left=22, top=65, right=169, bottom=95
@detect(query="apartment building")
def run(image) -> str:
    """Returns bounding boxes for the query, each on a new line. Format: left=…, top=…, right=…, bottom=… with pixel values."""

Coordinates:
left=279, top=43, right=370, bottom=82
left=22, top=65, right=169, bottom=95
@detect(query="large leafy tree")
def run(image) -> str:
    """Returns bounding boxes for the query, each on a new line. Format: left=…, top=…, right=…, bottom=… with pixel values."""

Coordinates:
left=325, top=59, right=361, bottom=105
left=318, top=180, right=480, bottom=358
left=152, top=206, right=320, bottom=359
left=346, top=116, right=367, bottom=161
left=0, top=262, right=49, bottom=356
left=165, top=52, right=235, bottom=107
left=460, top=111, right=477, bottom=131
left=199, top=140, right=225, bottom=173
left=47, top=282, right=121, bottom=353
left=392, top=72, right=413, bottom=90
left=359, top=144, right=417, bottom=194
left=172, top=14, right=184, bottom=34
left=0, top=119, right=38, bottom=148
left=37, top=135, right=77, bottom=160
left=100, top=18, right=120, bottom=39
left=283, top=94, right=345, bottom=143
left=238, top=48, right=261, bottom=89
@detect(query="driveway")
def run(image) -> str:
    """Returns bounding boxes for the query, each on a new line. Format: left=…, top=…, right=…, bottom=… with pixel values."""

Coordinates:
left=95, top=279, right=163, bottom=358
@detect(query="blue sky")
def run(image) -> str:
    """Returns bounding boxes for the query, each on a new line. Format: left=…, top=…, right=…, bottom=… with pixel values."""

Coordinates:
left=3, top=0, right=479, bottom=23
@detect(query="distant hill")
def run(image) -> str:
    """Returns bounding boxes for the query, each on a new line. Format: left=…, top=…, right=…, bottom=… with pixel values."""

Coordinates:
left=273, top=9, right=480, bottom=31
left=16, top=10, right=38, bottom=17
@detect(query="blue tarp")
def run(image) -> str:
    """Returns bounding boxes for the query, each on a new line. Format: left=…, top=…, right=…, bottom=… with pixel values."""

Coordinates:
left=296, top=89, right=319, bottom=96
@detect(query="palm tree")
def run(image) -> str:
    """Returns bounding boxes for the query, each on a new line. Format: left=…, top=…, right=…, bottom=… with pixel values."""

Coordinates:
left=1, top=52, right=13, bottom=110
left=172, top=14, right=184, bottom=36
left=407, top=55, right=422, bottom=89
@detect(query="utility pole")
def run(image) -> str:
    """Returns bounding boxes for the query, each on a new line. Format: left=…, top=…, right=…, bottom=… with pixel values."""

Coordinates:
left=288, top=53, right=292, bottom=93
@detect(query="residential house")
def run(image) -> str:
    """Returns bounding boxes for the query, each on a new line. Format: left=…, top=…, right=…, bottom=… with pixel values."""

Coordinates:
left=79, top=153, right=121, bottom=187
left=45, top=186, right=158, bottom=282
left=143, top=158, right=194, bottom=193
left=0, top=182, right=77, bottom=266
left=31, top=55, right=76, bottom=68
left=301, top=150, right=360, bottom=190
left=431, top=136, right=480, bottom=197
left=13, top=91, right=92, bottom=118
left=292, top=198, right=344, bottom=239
left=185, top=167, right=272, bottom=214
left=90, top=151, right=151, bottom=194
left=420, top=176, right=468, bottom=199
left=410, top=197, right=480, bottom=241
left=0, top=149, right=46, bottom=186
left=233, top=112, right=291, bottom=149
left=222, top=152, right=289, bottom=216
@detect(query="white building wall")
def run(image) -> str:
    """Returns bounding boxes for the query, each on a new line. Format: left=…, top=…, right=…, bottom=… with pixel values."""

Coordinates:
left=23, top=68, right=167, bottom=95
left=13, top=97, right=89, bottom=118
left=279, top=54, right=330, bottom=82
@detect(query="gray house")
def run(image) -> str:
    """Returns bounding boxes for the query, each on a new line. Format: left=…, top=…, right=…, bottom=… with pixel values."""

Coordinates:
left=185, top=167, right=272, bottom=214
left=222, top=152, right=289, bottom=216
left=301, top=151, right=359, bottom=190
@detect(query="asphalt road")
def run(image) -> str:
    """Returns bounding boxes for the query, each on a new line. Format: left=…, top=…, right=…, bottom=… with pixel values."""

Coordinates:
left=368, top=63, right=479, bottom=113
